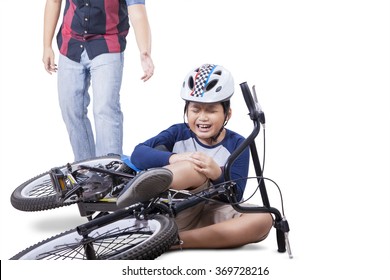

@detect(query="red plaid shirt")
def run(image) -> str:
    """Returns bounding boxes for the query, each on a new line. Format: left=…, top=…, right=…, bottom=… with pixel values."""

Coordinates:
left=57, top=0, right=142, bottom=62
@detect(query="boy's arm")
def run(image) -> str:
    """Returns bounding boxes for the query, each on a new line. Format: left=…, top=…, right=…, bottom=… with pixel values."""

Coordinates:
left=131, top=143, right=173, bottom=170
left=130, top=125, right=179, bottom=170
left=128, top=4, right=154, bottom=82
left=43, top=0, right=62, bottom=74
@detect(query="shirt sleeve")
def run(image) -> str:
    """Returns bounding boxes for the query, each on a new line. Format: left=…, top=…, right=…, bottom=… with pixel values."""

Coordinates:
left=126, top=0, right=145, bottom=6
left=130, top=125, right=179, bottom=170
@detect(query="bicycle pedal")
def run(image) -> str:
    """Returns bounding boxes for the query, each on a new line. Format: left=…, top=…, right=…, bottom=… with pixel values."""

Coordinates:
left=49, top=168, right=67, bottom=198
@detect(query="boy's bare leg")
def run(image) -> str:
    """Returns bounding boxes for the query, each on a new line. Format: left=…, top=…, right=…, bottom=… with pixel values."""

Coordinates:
left=166, top=161, right=207, bottom=190
left=166, top=161, right=273, bottom=249
left=173, top=212, right=273, bottom=249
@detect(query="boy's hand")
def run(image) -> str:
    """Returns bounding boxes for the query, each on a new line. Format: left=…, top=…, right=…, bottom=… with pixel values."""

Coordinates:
left=43, top=47, right=57, bottom=74
left=169, top=152, right=222, bottom=180
left=190, top=152, right=222, bottom=181
left=169, top=152, right=194, bottom=163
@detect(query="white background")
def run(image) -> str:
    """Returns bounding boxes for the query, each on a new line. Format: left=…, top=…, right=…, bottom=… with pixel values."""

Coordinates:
left=1, top=0, right=389, bottom=279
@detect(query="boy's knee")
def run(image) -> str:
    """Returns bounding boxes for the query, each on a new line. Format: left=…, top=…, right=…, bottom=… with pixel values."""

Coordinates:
left=168, top=161, right=207, bottom=190
left=247, top=213, right=273, bottom=243
left=257, top=213, right=273, bottom=242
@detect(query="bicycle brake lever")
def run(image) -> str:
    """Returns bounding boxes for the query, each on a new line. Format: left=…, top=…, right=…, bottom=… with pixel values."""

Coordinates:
left=252, top=85, right=266, bottom=126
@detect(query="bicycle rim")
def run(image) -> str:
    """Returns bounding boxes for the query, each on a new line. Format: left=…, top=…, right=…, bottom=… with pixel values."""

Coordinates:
left=10, top=155, right=122, bottom=211
left=11, top=215, right=177, bottom=260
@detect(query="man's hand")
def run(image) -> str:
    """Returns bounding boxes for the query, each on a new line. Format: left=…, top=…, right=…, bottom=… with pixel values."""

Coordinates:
left=140, top=52, right=154, bottom=81
left=43, top=47, right=57, bottom=74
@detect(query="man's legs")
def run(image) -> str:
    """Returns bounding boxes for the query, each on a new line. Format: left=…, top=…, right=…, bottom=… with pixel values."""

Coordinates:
left=58, top=53, right=95, bottom=161
left=90, top=52, right=124, bottom=157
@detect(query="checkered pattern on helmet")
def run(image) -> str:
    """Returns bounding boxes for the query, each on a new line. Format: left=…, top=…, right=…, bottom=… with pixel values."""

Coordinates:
left=190, top=64, right=216, bottom=97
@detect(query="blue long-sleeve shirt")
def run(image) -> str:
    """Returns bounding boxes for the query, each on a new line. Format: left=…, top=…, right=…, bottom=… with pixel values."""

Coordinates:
left=130, top=123, right=250, bottom=200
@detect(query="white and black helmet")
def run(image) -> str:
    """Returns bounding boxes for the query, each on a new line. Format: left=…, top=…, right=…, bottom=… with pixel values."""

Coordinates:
left=180, top=64, right=234, bottom=103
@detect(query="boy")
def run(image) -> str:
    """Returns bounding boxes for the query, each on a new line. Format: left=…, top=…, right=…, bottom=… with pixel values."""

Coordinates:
left=117, top=64, right=273, bottom=249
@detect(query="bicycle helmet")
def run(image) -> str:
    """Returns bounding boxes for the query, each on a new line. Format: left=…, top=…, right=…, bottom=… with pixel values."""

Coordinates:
left=180, top=64, right=234, bottom=103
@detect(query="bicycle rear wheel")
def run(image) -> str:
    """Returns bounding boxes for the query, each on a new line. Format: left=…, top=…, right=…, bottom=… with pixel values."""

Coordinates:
left=10, top=214, right=177, bottom=260
left=10, top=155, right=122, bottom=212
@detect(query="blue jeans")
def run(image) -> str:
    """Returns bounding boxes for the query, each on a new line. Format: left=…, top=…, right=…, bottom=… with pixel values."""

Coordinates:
left=58, top=51, right=124, bottom=161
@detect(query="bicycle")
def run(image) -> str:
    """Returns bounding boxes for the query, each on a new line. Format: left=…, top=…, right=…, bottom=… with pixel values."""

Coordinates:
left=10, top=82, right=292, bottom=260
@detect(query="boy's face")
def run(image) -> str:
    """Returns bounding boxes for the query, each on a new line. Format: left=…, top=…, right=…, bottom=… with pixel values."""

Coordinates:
left=186, top=102, right=231, bottom=144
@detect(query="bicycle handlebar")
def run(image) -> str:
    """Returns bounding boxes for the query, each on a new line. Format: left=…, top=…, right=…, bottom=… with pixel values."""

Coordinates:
left=240, top=82, right=265, bottom=124
left=241, top=82, right=257, bottom=117
left=224, top=82, right=262, bottom=184
left=224, top=82, right=287, bottom=253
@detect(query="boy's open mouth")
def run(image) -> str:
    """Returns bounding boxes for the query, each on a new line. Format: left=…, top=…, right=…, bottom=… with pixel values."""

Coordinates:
left=197, top=124, right=211, bottom=130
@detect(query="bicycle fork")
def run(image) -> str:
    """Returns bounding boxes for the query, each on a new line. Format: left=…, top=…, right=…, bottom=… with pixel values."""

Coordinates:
left=76, top=208, right=134, bottom=260
left=83, top=237, right=98, bottom=260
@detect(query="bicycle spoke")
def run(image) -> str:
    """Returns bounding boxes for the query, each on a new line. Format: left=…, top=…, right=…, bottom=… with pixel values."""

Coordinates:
left=37, top=241, right=86, bottom=260
left=28, top=179, right=55, bottom=198
left=33, top=224, right=155, bottom=260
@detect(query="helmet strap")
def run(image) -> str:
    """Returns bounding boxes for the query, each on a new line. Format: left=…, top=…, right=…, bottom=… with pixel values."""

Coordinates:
left=209, top=114, right=229, bottom=143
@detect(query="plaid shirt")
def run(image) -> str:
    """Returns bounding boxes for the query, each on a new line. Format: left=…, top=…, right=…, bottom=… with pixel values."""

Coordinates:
left=57, top=0, right=145, bottom=62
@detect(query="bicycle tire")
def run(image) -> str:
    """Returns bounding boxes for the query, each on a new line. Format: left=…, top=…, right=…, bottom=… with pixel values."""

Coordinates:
left=10, top=155, right=122, bottom=212
left=10, top=214, right=177, bottom=260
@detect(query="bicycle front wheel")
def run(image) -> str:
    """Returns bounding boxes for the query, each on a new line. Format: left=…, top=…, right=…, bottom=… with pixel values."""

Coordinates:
left=10, top=155, right=122, bottom=212
left=10, top=214, right=178, bottom=260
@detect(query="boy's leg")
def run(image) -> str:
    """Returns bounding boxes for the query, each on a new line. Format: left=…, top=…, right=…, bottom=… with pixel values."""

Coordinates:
left=58, top=53, right=95, bottom=161
left=176, top=212, right=273, bottom=249
left=171, top=170, right=274, bottom=249
left=90, top=52, right=124, bottom=157
left=117, top=159, right=205, bottom=207
left=166, top=161, right=208, bottom=190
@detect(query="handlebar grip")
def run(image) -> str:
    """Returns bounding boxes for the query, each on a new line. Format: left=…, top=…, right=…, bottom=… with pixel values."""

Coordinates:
left=276, top=228, right=286, bottom=253
left=239, top=82, right=257, bottom=119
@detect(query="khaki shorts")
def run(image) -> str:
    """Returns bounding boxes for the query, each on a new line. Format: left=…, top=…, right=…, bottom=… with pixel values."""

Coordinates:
left=174, top=181, right=244, bottom=231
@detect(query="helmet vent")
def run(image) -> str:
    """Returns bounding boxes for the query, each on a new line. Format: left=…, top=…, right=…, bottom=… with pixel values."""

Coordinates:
left=188, top=77, right=195, bottom=90
left=206, top=79, right=218, bottom=91
left=214, top=70, right=222, bottom=76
